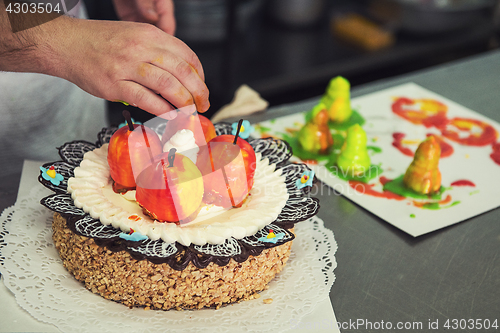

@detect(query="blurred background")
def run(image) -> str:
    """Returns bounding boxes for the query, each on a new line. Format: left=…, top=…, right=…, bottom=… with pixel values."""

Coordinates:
left=84, top=0, right=500, bottom=124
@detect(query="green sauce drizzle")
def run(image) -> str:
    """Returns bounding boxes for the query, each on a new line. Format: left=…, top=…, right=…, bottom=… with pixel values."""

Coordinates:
left=367, top=146, right=382, bottom=154
left=255, top=124, right=272, bottom=134
left=328, top=110, right=365, bottom=131
left=383, top=175, right=444, bottom=200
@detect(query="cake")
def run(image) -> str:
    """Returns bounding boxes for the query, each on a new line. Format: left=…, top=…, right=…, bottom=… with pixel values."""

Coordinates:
left=38, top=120, right=319, bottom=310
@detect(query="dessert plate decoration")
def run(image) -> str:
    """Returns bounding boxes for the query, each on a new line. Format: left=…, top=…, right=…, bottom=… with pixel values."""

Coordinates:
left=38, top=123, right=320, bottom=270
left=255, top=83, right=500, bottom=237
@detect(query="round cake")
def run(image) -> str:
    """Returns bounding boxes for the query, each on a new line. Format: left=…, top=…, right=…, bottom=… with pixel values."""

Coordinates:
left=39, top=123, right=319, bottom=310
left=52, top=212, right=293, bottom=310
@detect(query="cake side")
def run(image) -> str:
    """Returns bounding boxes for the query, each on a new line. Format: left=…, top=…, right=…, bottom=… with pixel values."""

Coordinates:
left=52, top=212, right=293, bottom=310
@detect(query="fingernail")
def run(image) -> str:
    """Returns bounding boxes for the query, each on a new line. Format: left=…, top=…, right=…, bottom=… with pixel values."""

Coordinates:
left=203, top=102, right=210, bottom=112
left=165, top=110, right=178, bottom=120
left=180, top=104, right=196, bottom=115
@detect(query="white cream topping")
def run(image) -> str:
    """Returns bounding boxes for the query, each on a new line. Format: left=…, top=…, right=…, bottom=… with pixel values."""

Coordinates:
left=163, top=129, right=199, bottom=164
left=67, top=144, right=289, bottom=246
left=120, top=190, right=136, bottom=201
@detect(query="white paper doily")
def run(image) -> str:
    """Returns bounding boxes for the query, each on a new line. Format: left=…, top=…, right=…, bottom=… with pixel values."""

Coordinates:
left=0, top=186, right=337, bottom=333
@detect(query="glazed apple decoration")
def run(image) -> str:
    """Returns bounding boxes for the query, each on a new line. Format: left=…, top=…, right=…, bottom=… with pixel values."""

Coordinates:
left=197, top=119, right=257, bottom=208
left=135, top=148, right=204, bottom=223
left=107, top=111, right=163, bottom=192
left=162, top=112, right=216, bottom=147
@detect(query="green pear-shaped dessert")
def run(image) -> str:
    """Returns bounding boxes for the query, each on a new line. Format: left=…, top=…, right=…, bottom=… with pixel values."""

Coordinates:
left=320, top=76, right=353, bottom=123
left=298, top=105, right=334, bottom=154
left=337, top=124, right=370, bottom=176
left=403, top=136, right=442, bottom=194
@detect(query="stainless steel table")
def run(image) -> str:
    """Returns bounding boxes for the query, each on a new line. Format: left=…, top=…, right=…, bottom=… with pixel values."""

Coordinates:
left=1, top=49, right=500, bottom=332
left=240, top=49, right=500, bottom=332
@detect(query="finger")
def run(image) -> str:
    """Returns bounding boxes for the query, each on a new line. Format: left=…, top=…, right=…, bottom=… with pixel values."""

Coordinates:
left=158, top=36, right=205, bottom=81
left=179, top=105, right=197, bottom=116
left=136, top=0, right=159, bottom=23
left=134, top=62, right=197, bottom=114
left=151, top=53, right=210, bottom=113
left=163, top=110, right=178, bottom=120
left=111, top=81, right=178, bottom=119
left=155, top=0, right=176, bottom=35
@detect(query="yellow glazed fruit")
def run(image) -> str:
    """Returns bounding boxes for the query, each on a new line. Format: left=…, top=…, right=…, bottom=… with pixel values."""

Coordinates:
left=403, top=136, right=442, bottom=194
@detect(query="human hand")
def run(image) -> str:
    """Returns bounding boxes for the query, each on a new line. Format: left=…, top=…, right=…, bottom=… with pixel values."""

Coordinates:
left=48, top=18, right=209, bottom=119
left=112, top=0, right=176, bottom=35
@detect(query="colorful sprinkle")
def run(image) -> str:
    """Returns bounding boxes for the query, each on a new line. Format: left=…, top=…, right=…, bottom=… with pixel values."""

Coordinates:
left=232, top=120, right=254, bottom=139
left=119, top=228, right=148, bottom=242
left=258, top=229, right=285, bottom=244
left=40, top=166, right=64, bottom=186
left=296, top=170, right=315, bottom=189
left=267, top=229, right=276, bottom=239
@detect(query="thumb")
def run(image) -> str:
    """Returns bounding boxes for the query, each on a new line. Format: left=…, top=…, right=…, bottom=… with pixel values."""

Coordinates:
left=137, top=0, right=159, bottom=22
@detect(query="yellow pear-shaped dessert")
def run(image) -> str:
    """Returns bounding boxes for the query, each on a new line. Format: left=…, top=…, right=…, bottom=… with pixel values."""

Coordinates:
left=320, top=76, right=353, bottom=123
left=298, top=105, right=333, bottom=154
left=403, top=136, right=442, bottom=194
left=337, top=124, right=370, bottom=176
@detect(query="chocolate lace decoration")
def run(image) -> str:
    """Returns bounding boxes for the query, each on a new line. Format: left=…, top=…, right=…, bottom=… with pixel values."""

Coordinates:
left=39, top=124, right=320, bottom=271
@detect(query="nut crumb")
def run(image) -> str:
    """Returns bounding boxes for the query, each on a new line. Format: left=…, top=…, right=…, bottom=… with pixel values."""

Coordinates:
left=52, top=213, right=293, bottom=310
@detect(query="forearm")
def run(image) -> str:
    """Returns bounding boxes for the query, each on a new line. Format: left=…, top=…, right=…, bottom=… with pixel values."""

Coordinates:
left=0, top=0, right=209, bottom=117
left=0, top=0, right=67, bottom=76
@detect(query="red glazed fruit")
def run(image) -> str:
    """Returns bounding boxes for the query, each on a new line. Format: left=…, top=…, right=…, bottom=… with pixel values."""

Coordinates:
left=107, top=124, right=162, bottom=192
left=135, top=150, right=204, bottom=223
left=197, top=135, right=256, bottom=208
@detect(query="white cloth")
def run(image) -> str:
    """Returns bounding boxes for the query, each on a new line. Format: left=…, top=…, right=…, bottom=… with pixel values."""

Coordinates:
left=0, top=1, right=107, bottom=175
